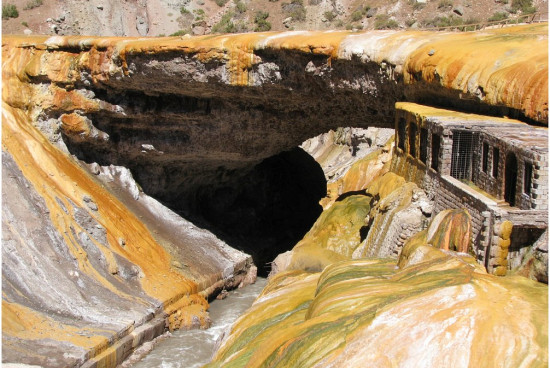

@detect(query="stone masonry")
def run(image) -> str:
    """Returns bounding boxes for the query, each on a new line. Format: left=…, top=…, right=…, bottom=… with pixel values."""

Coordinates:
left=391, top=102, right=548, bottom=276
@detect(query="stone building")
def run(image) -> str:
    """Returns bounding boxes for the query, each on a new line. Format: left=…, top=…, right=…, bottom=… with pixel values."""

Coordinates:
left=391, top=102, right=548, bottom=276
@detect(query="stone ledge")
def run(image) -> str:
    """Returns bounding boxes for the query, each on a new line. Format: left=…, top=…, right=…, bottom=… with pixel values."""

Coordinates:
left=80, top=315, right=166, bottom=368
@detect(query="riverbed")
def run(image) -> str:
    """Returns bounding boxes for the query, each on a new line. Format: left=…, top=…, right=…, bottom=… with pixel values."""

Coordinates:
left=131, top=278, right=268, bottom=368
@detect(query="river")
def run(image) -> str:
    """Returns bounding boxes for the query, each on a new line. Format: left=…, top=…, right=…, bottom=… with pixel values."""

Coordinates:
left=131, top=278, right=268, bottom=368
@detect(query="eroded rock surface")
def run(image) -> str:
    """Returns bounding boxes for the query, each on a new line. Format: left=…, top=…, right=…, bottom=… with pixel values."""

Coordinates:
left=514, top=230, right=549, bottom=284
left=271, top=171, right=432, bottom=275
left=3, top=25, right=547, bottom=204
left=301, top=127, right=394, bottom=182
left=209, top=210, right=548, bottom=368
left=1, top=103, right=253, bottom=367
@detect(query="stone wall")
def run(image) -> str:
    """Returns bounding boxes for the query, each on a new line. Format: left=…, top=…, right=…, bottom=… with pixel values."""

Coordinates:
left=391, top=103, right=548, bottom=276
left=471, top=130, right=548, bottom=210
left=533, top=160, right=549, bottom=210
left=432, top=174, right=493, bottom=264
left=391, top=149, right=491, bottom=263
left=472, top=138, right=498, bottom=197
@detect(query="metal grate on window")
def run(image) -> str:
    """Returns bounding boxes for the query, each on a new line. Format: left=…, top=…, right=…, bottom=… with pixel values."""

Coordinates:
left=450, top=130, right=474, bottom=180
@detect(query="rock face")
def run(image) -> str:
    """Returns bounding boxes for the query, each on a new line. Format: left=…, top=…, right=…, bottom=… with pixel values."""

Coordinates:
left=3, top=0, right=154, bottom=37
left=2, top=0, right=545, bottom=37
left=271, top=170, right=433, bottom=275
left=514, top=230, right=549, bottom=284
left=2, top=25, right=548, bottom=368
left=208, top=211, right=548, bottom=368
left=302, top=127, right=395, bottom=208
left=301, top=127, right=395, bottom=183
left=2, top=103, right=254, bottom=367
left=2, top=25, right=547, bottom=205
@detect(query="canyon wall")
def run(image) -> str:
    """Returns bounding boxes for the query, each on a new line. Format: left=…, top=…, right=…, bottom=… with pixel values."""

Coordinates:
left=2, top=102, right=255, bottom=367
left=2, top=24, right=548, bottom=367
left=2, top=0, right=547, bottom=38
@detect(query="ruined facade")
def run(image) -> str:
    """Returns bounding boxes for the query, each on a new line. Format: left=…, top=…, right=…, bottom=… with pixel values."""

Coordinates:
left=391, top=102, right=548, bottom=275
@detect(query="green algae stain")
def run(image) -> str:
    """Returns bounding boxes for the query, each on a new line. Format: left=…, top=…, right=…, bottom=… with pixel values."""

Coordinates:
left=288, top=195, right=372, bottom=272
left=209, top=249, right=547, bottom=367
left=314, top=259, right=397, bottom=296
left=208, top=166, right=547, bottom=368
left=206, top=271, right=321, bottom=367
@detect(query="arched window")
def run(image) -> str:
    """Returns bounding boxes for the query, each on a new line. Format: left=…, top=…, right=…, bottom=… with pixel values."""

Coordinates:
left=492, top=147, right=499, bottom=178
left=523, top=161, right=533, bottom=196
left=420, top=128, right=428, bottom=163
left=482, top=142, right=489, bottom=173
left=431, top=134, right=440, bottom=172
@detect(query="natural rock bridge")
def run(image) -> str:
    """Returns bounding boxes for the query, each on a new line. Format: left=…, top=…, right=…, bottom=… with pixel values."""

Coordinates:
left=3, top=25, right=547, bottom=201
left=2, top=24, right=548, bottom=368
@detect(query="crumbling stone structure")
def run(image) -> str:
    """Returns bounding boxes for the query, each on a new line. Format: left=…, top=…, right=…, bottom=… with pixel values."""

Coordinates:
left=391, top=102, right=548, bottom=276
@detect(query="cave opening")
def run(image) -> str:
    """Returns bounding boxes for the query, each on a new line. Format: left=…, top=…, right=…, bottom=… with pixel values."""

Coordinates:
left=177, top=147, right=327, bottom=277
left=62, top=113, right=398, bottom=277
left=64, top=121, right=327, bottom=277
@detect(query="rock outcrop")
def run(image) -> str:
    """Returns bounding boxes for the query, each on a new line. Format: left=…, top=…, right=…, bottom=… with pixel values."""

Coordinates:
left=2, top=24, right=547, bottom=204
left=2, top=102, right=254, bottom=367
left=208, top=210, right=548, bottom=368
left=514, top=230, right=549, bottom=283
left=301, top=127, right=395, bottom=183
left=271, top=170, right=433, bottom=275
left=302, top=127, right=395, bottom=208
left=2, top=0, right=546, bottom=37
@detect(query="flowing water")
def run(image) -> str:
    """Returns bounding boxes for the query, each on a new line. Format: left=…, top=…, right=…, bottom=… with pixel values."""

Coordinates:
left=132, top=278, right=268, bottom=368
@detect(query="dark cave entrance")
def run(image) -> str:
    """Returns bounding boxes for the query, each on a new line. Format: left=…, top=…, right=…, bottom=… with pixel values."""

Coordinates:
left=66, top=132, right=327, bottom=277
left=176, top=147, right=327, bottom=277
left=64, top=128, right=327, bottom=277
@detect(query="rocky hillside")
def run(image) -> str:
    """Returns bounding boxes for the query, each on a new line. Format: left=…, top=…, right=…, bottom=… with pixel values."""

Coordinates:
left=2, top=0, right=547, bottom=36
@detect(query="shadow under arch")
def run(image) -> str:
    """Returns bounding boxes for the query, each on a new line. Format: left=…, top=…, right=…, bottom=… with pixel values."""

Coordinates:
left=180, top=147, right=327, bottom=277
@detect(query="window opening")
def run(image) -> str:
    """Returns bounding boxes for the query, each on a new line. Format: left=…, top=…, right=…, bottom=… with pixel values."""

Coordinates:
left=420, top=128, right=428, bottom=164
left=482, top=142, right=489, bottom=173
left=431, top=133, right=440, bottom=171
left=450, top=130, right=474, bottom=180
left=397, top=118, right=406, bottom=151
left=523, top=162, right=533, bottom=195
left=504, top=152, right=518, bottom=206
left=409, top=123, right=417, bottom=157
left=492, top=147, right=499, bottom=178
